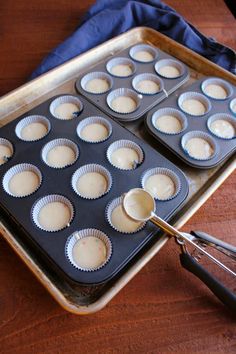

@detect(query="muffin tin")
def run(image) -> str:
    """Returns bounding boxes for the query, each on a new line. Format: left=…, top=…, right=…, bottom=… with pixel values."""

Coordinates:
left=75, top=44, right=189, bottom=122
left=145, top=77, right=236, bottom=169
left=0, top=94, right=188, bottom=285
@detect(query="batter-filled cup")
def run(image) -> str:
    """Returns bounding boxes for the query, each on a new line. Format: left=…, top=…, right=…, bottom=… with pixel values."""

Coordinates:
left=106, top=57, right=136, bottom=78
left=106, top=88, right=141, bottom=114
left=0, top=138, right=13, bottom=166
left=65, top=228, right=112, bottom=271
left=107, top=139, right=144, bottom=170
left=151, top=107, right=187, bottom=135
left=76, top=116, right=112, bottom=143
left=181, top=131, right=218, bottom=161
left=201, top=77, right=233, bottom=100
left=178, top=92, right=211, bottom=116
left=2, top=163, right=42, bottom=197
left=32, top=194, right=74, bottom=232
left=129, top=44, right=158, bottom=63
left=15, top=115, right=50, bottom=142
left=71, top=164, right=112, bottom=200
left=80, top=72, right=113, bottom=94
left=229, top=98, right=236, bottom=116
left=207, top=113, right=236, bottom=140
left=49, top=95, right=83, bottom=120
left=155, top=58, right=185, bottom=79
left=132, top=73, right=163, bottom=95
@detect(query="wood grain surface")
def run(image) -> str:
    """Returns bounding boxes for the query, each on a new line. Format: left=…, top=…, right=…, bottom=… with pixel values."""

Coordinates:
left=0, top=0, right=236, bottom=353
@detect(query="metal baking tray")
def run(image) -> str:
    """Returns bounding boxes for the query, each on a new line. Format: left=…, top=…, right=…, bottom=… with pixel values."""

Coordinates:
left=0, top=27, right=235, bottom=314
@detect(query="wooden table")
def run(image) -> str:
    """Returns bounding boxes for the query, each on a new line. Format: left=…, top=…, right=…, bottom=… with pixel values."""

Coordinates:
left=0, top=1, right=235, bottom=352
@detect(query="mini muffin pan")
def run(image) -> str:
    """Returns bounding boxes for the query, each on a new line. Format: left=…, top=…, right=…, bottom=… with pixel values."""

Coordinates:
left=145, top=77, right=236, bottom=169
left=0, top=94, right=188, bottom=285
left=75, top=44, right=189, bottom=122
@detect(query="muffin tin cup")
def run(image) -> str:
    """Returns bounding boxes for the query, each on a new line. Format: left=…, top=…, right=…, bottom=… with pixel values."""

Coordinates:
left=80, top=72, right=113, bottom=94
left=15, top=115, right=51, bottom=142
left=76, top=116, right=112, bottom=143
left=65, top=228, right=112, bottom=272
left=49, top=95, right=83, bottom=120
left=106, top=57, right=136, bottom=78
left=201, top=77, right=233, bottom=100
left=155, top=58, right=185, bottom=79
left=0, top=138, right=14, bottom=165
left=106, top=88, right=141, bottom=115
left=151, top=107, right=188, bottom=135
left=229, top=98, right=236, bottom=116
left=71, top=163, right=112, bottom=200
left=105, top=196, right=146, bottom=234
left=141, top=167, right=181, bottom=201
left=2, top=163, right=42, bottom=198
left=132, top=73, right=164, bottom=95
left=181, top=131, right=218, bottom=161
left=129, top=44, right=158, bottom=63
left=207, top=113, right=236, bottom=140
left=41, top=138, right=79, bottom=169
left=107, top=139, right=144, bottom=170
left=32, top=194, right=74, bottom=232
left=178, top=91, right=212, bottom=117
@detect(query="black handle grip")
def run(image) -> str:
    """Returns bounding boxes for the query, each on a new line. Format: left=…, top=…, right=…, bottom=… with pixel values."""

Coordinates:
left=180, top=252, right=236, bottom=313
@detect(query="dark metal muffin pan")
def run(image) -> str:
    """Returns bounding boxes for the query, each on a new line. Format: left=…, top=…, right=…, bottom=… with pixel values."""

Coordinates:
left=145, top=77, right=236, bottom=169
left=75, top=44, right=189, bottom=122
left=0, top=94, right=188, bottom=285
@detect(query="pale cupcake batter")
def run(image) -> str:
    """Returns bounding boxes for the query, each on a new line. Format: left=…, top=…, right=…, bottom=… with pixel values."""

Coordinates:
left=81, top=123, right=108, bottom=142
left=210, top=119, right=235, bottom=139
left=181, top=99, right=206, bottom=116
left=110, top=64, right=133, bottom=77
left=9, top=170, right=39, bottom=197
left=158, top=65, right=180, bottom=78
left=111, top=204, right=143, bottom=233
left=85, top=78, right=110, bottom=93
left=204, top=84, right=227, bottom=99
left=54, top=103, right=80, bottom=120
left=133, top=51, right=154, bottom=62
left=111, top=147, right=139, bottom=170
left=21, top=122, right=47, bottom=141
left=38, top=201, right=71, bottom=231
left=111, top=96, right=137, bottom=113
left=155, top=115, right=182, bottom=134
left=232, top=104, right=236, bottom=114
left=46, top=145, right=76, bottom=168
left=72, top=236, right=107, bottom=269
left=0, top=144, right=12, bottom=165
left=185, top=137, right=214, bottom=160
left=76, top=172, right=108, bottom=198
left=144, top=174, right=176, bottom=200
left=136, top=80, right=160, bottom=94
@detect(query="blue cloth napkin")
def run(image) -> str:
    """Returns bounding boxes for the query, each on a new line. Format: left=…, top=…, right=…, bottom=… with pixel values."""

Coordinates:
left=31, top=0, right=236, bottom=79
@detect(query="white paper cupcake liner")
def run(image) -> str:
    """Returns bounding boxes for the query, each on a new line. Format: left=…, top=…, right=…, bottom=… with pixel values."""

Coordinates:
left=41, top=138, right=79, bottom=169
left=15, top=115, right=50, bottom=142
left=71, top=163, right=112, bottom=200
left=207, top=113, right=236, bottom=140
left=2, top=163, right=42, bottom=198
left=154, top=59, right=185, bottom=79
left=132, top=73, right=164, bottom=95
left=141, top=167, right=181, bottom=201
left=106, top=88, right=141, bottom=114
left=201, top=77, right=233, bottom=100
left=105, top=196, right=146, bottom=234
left=151, top=107, right=188, bottom=135
left=80, top=71, right=113, bottom=94
left=49, top=95, right=83, bottom=119
left=178, top=91, right=212, bottom=116
left=32, top=194, right=74, bottom=232
left=129, top=44, right=158, bottom=63
left=181, top=131, right=218, bottom=161
left=65, top=228, right=112, bottom=272
left=106, top=139, right=144, bottom=170
left=106, top=57, right=136, bottom=78
left=76, top=116, right=112, bottom=143
left=0, top=138, right=14, bottom=165
left=229, top=98, right=236, bottom=116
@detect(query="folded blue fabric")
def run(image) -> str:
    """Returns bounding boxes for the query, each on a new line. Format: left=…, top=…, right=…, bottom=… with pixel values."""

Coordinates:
left=31, top=0, right=236, bottom=79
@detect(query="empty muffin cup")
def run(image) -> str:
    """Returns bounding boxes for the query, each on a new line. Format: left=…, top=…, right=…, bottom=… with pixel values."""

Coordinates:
left=65, top=228, right=112, bottom=272
left=151, top=107, right=187, bottom=135
left=141, top=167, right=181, bottom=201
left=132, top=73, right=164, bottom=95
left=229, top=98, right=236, bottom=115
left=49, top=95, right=83, bottom=120
left=71, top=164, right=112, bottom=200
left=77, top=116, right=112, bottom=143
left=107, top=139, right=144, bottom=170
left=106, top=57, right=136, bottom=78
left=15, top=115, right=50, bottom=142
left=80, top=72, right=113, bottom=94
left=106, top=196, right=145, bottom=234
left=207, top=113, right=236, bottom=140
left=0, top=138, right=13, bottom=165
left=129, top=44, right=158, bottom=63
left=178, top=92, right=211, bottom=116
left=155, top=59, right=185, bottom=79
left=3, top=163, right=42, bottom=198
left=41, top=138, right=79, bottom=169
left=32, top=194, right=74, bottom=232
left=201, top=77, right=233, bottom=100
left=107, top=88, right=141, bottom=114
left=181, top=131, right=218, bottom=161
